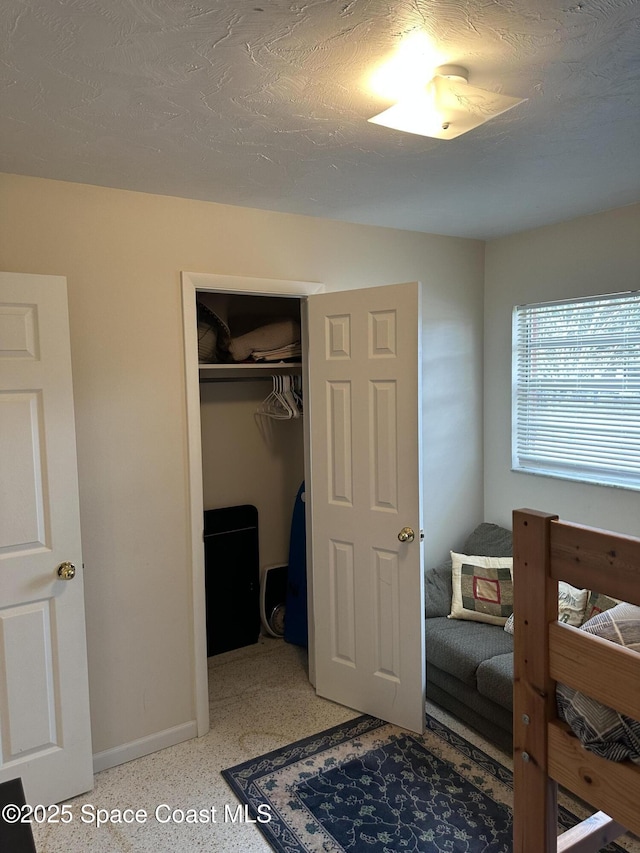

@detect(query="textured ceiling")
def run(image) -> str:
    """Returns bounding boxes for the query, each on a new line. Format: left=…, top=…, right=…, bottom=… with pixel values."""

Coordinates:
left=1, top=0, right=639, bottom=239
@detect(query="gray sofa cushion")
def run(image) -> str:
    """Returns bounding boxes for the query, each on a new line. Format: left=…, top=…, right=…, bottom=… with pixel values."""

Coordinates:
left=426, top=617, right=513, bottom=687
left=427, top=664, right=514, bottom=742
left=427, top=677, right=513, bottom=754
left=476, top=653, right=514, bottom=711
left=464, top=522, right=513, bottom=558
left=425, top=560, right=453, bottom=618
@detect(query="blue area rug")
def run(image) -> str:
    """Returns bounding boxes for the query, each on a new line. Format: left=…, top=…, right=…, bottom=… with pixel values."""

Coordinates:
left=222, top=713, right=626, bottom=852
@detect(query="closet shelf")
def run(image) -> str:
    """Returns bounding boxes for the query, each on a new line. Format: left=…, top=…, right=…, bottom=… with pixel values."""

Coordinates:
left=199, top=362, right=302, bottom=382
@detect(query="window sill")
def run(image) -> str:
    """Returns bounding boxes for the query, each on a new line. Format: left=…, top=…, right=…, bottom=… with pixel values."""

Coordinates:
left=510, top=465, right=640, bottom=493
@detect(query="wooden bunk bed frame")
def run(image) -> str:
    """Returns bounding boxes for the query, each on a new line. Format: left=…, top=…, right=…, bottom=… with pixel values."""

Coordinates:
left=513, top=508, right=640, bottom=852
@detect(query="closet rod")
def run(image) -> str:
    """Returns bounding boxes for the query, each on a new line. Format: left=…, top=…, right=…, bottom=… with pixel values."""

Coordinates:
left=199, top=376, right=288, bottom=384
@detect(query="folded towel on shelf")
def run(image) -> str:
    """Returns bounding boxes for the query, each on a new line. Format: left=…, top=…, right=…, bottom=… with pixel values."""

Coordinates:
left=251, top=342, right=302, bottom=362
left=229, top=319, right=300, bottom=362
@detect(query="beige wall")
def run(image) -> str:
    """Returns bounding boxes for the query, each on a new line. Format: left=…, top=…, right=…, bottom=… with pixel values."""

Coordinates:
left=200, top=380, right=304, bottom=573
left=0, top=172, right=484, bottom=760
left=484, top=203, right=640, bottom=534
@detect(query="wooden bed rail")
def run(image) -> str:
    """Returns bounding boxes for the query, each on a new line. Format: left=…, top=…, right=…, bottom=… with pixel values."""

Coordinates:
left=549, top=622, right=640, bottom=720
left=549, top=720, right=640, bottom=838
left=556, top=809, right=628, bottom=853
left=550, top=520, right=640, bottom=608
left=512, top=508, right=640, bottom=853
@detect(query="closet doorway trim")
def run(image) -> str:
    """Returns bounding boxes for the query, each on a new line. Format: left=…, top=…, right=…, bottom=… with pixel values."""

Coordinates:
left=181, top=271, right=324, bottom=737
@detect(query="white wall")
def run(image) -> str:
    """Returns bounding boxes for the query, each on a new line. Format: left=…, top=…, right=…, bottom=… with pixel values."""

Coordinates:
left=484, top=203, right=640, bottom=535
left=0, top=172, right=484, bottom=761
left=422, top=264, right=485, bottom=561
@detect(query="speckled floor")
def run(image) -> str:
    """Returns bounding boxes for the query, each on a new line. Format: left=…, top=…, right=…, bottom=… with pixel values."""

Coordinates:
left=31, top=637, right=640, bottom=852
left=32, top=637, right=358, bottom=852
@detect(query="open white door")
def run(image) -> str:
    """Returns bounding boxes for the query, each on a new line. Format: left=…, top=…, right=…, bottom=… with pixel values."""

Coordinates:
left=307, top=281, right=425, bottom=732
left=0, top=272, right=93, bottom=804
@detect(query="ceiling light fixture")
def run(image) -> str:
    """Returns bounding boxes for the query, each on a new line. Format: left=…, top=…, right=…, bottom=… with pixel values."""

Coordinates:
left=368, top=65, right=526, bottom=140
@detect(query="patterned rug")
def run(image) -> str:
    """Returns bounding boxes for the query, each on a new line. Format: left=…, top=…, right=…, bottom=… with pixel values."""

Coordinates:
left=222, top=713, right=627, bottom=852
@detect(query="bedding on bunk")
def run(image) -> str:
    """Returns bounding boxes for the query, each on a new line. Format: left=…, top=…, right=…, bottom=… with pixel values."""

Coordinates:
left=556, top=602, right=640, bottom=765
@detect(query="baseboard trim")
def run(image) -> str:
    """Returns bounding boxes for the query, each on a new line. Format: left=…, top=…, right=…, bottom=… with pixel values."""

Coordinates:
left=92, top=720, right=198, bottom=774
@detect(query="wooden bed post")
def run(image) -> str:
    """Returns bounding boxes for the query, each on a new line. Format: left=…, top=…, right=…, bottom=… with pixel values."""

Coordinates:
left=513, top=509, right=559, bottom=852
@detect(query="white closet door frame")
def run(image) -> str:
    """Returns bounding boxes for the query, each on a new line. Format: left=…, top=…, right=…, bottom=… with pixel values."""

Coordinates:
left=181, top=272, right=324, bottom=736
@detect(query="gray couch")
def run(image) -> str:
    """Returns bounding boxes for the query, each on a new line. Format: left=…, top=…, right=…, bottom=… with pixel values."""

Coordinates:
left=425, top=523, right=514, bottom=753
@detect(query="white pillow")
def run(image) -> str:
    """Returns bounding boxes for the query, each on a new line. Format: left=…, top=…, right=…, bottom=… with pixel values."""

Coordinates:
left=558, top=581, right=589, bottom=626
left=504, top=583, right=589, bottom=634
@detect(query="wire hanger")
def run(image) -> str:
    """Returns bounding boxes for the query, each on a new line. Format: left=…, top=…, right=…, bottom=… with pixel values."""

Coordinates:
left=256, top=375, right=302, bottom=420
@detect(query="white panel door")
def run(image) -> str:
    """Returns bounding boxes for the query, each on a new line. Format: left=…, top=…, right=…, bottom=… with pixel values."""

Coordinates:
left=308, top=282, right=425, bottom=732
left=0, top=272, right=93, bottom=804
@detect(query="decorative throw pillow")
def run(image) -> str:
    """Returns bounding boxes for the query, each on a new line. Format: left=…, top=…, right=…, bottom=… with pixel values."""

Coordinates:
left=448, top=552, right=514, bottom=626
left=558, top=582, right=589, bottom=626
left=582, top=590, right=620, bottom=624
left=504, top=584, right=589, bottom=634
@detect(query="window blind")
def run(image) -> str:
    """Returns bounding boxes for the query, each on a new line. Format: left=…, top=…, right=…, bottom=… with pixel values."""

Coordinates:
left=513, top=291, right=640, bottom=489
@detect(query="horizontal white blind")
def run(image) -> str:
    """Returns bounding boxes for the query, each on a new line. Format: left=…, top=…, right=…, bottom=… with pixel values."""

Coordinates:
left=513, top=292, right=640, bottom=488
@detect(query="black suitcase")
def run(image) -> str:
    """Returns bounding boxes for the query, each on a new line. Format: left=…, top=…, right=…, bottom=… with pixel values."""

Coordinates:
left=204, top=505, right=260, bottom=656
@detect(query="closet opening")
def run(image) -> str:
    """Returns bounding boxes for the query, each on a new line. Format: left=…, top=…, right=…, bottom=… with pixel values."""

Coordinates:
left=181, top=273, right=324, bottom=736
left=199, top=292, right=304, bottom=655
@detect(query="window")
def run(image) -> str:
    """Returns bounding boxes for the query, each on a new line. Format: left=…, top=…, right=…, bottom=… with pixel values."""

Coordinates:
left=512, top=291, right=640, bottom=489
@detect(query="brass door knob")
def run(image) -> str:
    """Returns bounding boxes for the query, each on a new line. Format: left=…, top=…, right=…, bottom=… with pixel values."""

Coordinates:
left=57, top=561, right=76, bottom=581
left=398, top=527, right=415, bottom=543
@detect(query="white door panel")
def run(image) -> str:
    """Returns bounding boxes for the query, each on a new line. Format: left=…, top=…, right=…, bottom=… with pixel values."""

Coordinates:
left=308, top=282, right=425, bottom=733
left=0, top=272, right=93, bottom=804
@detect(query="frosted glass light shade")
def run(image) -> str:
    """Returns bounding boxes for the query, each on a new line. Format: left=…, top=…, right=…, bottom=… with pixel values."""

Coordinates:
left=369, top=76, right=526, bottom=140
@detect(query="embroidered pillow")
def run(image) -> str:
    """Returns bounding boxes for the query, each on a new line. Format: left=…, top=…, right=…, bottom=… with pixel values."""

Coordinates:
left=582, top=590, right=620, bottom=624
left=448, top=552, right=514, bottom=626
left=558, top=582, right=589, bottom=626
left=504, top=584, right=589, bottom=634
